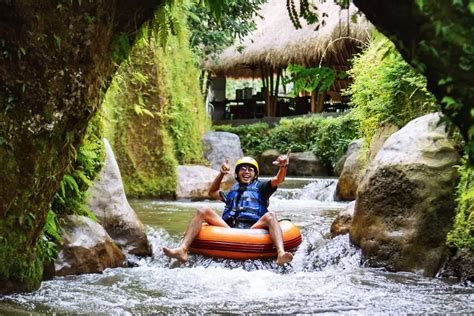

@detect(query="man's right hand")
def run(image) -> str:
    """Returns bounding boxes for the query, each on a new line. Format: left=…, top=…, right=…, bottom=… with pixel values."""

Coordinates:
left=220, top=160, right=231, bottom=175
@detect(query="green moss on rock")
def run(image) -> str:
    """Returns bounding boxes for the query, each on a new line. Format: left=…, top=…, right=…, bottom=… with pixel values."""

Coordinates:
left=102, top=23, right=209, bottom=198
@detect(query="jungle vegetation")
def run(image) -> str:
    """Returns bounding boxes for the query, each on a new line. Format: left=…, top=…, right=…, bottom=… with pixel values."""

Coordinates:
left=0, top=0, right=472, bottom=293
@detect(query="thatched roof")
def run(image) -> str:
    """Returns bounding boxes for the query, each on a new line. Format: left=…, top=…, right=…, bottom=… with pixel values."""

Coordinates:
left=205, top=0, right=373, bottom=79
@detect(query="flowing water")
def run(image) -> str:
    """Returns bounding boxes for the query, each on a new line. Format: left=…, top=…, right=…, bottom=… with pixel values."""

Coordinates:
left=1, top=177, right=473, bottom=314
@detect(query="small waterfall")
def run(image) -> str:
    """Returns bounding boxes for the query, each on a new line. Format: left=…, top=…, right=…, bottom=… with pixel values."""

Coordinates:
left=273, top=178, right=338, bottom=202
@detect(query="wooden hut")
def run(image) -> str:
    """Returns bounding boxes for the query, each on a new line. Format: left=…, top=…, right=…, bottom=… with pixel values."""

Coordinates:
left=205, top=0, right=373, bottom=120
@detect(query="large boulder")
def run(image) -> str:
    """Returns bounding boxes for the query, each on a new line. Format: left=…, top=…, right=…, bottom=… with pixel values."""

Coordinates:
left=367, top=122, right=399, bottom=162
left=335, top=139, right=365, bottom=201
left=350, top=113, right=460, bottom=277
left=330, top=201, right=355, bottom=237
left=176, top=165, right=235, bottom=200
left=203, top=132, right=243, bottom=171
left=87, top=139, right=151, bottom=256
left=55, top=215, right=126, bottom=276
left=289, top=151, right=328, bottom=176
left=258, top=149, right=280, bottom=176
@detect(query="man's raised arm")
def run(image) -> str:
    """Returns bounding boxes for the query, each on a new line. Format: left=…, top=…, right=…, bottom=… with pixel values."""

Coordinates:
left=271, top=150, right=290, bottom=188
left=208, top=160, right=231, bottom=200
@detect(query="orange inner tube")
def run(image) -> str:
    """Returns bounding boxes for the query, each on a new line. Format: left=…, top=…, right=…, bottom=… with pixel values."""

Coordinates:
left=189, top=220, right=302, bottom=260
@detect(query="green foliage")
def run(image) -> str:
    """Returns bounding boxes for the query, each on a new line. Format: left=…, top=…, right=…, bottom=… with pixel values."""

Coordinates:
left=284, top=64, right=339, bottom=97
left=148, top=0, right=188, bottom=48
left=110, top=33, right=131, bottom=65
left=268, top=116, right=324, bottom=153
left=102, top=15, right=209, bottom=197
left=0, top=225, right=44, bottom=291
left=447, top=158, right=474, bottom=252
left=215, top=114, right=361, bottom=172
left=311, top=114, right=361, bottom=169
left=213, top=122, right=271, bottom=157
left=267, top=114, right=360, bottom=170
left=345, top=33, right=437, bottom=144
left=51, top=114, right=104, bottom=218
left=187, top=0, right=266, bottom=60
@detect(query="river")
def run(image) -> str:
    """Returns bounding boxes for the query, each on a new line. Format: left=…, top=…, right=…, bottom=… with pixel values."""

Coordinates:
left=1, top=177, right=473, bottom=314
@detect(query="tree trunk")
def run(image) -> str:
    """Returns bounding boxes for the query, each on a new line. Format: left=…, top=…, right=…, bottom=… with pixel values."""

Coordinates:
left=354, top=0, right=474, bottom=164
left=0, top=0, right=160, bottom=294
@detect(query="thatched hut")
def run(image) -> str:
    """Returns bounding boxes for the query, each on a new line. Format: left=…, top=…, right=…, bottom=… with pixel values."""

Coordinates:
left=205, top=0, right=373, bottom=120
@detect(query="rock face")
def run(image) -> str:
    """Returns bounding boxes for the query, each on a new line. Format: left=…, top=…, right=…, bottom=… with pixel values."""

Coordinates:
left=87, top=139, right=151, bottom=256
left=289, top=151, right=328, bottom=176
left=259, top=149, right=280, bottom=176
left=335, top=139, right=365, bottom=201
left=367, top=122, right=399, bottom=162
left=330, top=201, right=355, bottom=237
left=350, top=113, right=460, bottom=277
left=439, top=248, right=474, bottom=282
left=203, top=132, right=243, bottom=171
left=176, top=165, right=235, bottom=200
left=55, top=215, right=126, bottom=276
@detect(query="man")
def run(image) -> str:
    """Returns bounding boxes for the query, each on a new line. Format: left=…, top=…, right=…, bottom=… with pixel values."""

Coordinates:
left=163, top=152, right=293, bottom=266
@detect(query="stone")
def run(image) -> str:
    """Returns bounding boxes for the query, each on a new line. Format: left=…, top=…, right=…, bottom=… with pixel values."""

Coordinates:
left=330, top=201, right=355, bottom=237
left=350, top=113, right=460, bottom=277
left=176, top=165, right=235, bottom=200
left=289, top=151, right=329, bottom=176
left=438, top=248, right=474, bottom=282
left=87, top=139, right=151, bottom=256
left=55, top=215, right=126, bottom=276
left=367, top=122, right=399, bottom=162
left=258, top=149, right=280, bottom=176
left=203, top=132, right=243, bottom=171
left=335, top=139, right=365, bottom=201
left=333, top=152, right=347, bottom=177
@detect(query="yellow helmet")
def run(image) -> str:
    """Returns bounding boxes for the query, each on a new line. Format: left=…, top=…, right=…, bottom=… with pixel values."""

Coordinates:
left=235, top=156, right=259, bottom=177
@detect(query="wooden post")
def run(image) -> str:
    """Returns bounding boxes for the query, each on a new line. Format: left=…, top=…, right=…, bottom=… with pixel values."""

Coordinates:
left=316, top=92, right=324, bottom=113
left=311, top=90, right=325, bottom=113
left=311, top=90, right=317, bottom=113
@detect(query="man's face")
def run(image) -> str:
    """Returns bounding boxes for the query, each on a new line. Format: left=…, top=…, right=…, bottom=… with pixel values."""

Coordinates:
left=237, top=164, right=256, bottom=184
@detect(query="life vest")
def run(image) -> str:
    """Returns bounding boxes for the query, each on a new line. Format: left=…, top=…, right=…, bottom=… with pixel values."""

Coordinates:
left=222, top=180, right=268, bottom=225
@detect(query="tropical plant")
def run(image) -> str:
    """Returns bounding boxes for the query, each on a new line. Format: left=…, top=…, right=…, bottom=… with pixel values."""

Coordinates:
left=284, top=64, right=344, bottom=97
left=345, top=33, right=437, bottom=144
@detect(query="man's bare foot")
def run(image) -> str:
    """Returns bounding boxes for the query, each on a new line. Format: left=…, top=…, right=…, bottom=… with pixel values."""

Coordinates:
left=276, top=251, right=293, bottom=266
left=163, top=246, right=188, bottom=262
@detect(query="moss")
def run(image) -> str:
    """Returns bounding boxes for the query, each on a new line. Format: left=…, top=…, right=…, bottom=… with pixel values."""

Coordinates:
left=346, top=33, right=438, bottom=144
left=102, top=19, right=209, bottom=198
left=447, top=159, right=474, bottom=252
left=0, top=216, right=44, bottom=293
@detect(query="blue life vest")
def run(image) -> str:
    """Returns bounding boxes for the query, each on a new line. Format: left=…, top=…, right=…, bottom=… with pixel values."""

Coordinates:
left=222, top=180, right=268, bottom=224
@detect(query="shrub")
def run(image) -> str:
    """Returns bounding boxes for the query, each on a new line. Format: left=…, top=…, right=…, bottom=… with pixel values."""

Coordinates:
left=214, top=114, right=360, bottom=172
left=214, top=122, right=271, bottom=157
left=346, top=33, right=437, bottom=144
left=267, top=116, right=324, bottom=153
left=312, top=114, right=361, bottom=170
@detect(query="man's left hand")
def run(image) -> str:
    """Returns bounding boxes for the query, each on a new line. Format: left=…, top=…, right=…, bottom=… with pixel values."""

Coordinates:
left=272, top=149, right=291, bottom=167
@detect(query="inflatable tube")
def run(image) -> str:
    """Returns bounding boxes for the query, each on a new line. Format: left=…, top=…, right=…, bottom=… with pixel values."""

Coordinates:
left=189, top=220, right=302, bottom=259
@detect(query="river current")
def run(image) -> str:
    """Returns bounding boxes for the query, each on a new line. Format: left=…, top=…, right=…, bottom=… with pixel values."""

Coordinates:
left=1, top=177, right=473, bottom=314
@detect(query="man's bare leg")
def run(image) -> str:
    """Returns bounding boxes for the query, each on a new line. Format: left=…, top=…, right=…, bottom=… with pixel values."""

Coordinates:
left=163, top=206, right=229, bottom=262
left=251, top=212, right=293, bottom=266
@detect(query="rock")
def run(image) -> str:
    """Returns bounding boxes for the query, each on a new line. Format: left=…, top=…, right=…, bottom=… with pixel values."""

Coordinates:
left=330, top=201, right=355, bottom=237
left=367, top=122, right=399, bottom=162
left=438, top=248, right=474, bottom=282
left=55, top=215, right=126, bottom=276
left=203, top=132, right=243, bottom=171
left=335, top=139, right=365, bottom=201
left=176, top=165, right=235, bottom=200
left=258, top=149, right=280, bottom=176
left=289, top=151, right=329, bottom=176
left=87, top=139, right=151, bottom=256
left=334, top=152, right=347, bottom=177
left=350, top=113, right=460, bottom=277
